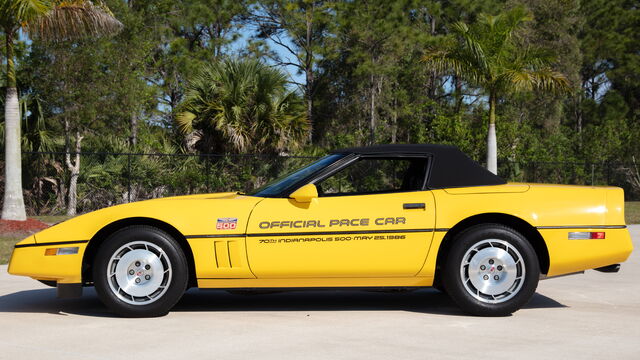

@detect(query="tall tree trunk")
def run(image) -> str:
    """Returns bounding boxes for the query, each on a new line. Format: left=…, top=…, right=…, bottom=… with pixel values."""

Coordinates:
left=487, top=93, right=498, bottom=175
left=2, top=30, right=27, bottom=220
left=306, top=71, right=313, bottom=142
left=129, top=112, right=138, bottom=147
left=427, top=15, right=438, bottom=100
left=370, top=73, right=376, bottom=145
left=64, top=121, right=83, bottom=216
left=454, top=75, right=463, bottom=113
left=574, top=93, right=583, bottom=153
left=391, top=94, right=398, bottom=143
left=575, top=96, right=582, bottom=134
left=305, top=10, right=314, bottom=142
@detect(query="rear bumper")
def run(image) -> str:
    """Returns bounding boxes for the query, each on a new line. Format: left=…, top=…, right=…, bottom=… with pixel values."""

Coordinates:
left=540, top=227, right=633, bottom=276
left=8, top=236, right=88, bottom=284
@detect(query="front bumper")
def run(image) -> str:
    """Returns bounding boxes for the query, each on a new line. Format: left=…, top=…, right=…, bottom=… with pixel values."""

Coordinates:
left=8, top=235, right=88, bottom=284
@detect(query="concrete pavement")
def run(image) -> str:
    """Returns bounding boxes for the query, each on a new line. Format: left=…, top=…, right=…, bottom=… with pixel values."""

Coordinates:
left=1, top=227, right=639, bottom=359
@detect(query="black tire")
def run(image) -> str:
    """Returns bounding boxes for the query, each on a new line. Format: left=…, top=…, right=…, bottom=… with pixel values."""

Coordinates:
left=93, top=225, right=188, bottom=317
left=442, top=224, right=540, bottom=316
left=432, top=277, right=447, bottom=294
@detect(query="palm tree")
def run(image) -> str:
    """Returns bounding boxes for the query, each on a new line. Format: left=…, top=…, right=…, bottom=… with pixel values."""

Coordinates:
left=176, top=58, right=309, bottom=154
left=423, top=7, right=570, bottom=174
left=0, top=0, right=122, bottom=220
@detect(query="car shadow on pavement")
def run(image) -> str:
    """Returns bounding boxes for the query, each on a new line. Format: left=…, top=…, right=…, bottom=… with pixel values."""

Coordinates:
left=0, top=287, right=566, bottom=318
left=0, top=287, right=112, bottom=317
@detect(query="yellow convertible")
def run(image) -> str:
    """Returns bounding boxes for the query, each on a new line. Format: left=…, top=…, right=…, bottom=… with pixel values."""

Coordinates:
left=8, top=144, right=633, bottom=317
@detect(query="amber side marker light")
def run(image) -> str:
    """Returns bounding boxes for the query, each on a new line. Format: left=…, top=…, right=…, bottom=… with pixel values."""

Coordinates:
left=44, top=247, right=79, bottom=256
left=568, top=232, right=605, bottom=240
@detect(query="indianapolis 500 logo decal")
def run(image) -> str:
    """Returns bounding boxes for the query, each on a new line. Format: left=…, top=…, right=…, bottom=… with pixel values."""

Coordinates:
left=216, top=217, right=238, bottom=230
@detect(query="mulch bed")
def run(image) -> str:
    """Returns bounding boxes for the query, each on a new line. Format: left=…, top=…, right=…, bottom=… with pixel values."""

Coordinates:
left=0, top=218, right=50, bottom=238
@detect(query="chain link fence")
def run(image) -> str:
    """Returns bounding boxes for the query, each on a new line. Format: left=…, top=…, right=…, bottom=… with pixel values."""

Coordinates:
left=3, top=151, right=639, bottom=216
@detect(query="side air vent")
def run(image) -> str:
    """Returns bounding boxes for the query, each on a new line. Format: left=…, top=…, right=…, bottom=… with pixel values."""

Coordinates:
left=214, top=240, right=242, bottom=268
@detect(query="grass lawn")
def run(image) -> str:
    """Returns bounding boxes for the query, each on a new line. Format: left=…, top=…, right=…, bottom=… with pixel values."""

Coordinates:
left=0, top=215, right=73, bottom=265
left=0, top=236, right=19, bottom=265
left=33, top=215, right=74, bottom=225
left=625, top=202, right=640, bottom=225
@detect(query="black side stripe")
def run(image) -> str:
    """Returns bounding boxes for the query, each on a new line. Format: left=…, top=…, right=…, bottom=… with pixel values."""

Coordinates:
left=15, top=229, right=452, bottom=247
left=186, top=234, right=246, bottom=239
left=186, top=228, right=450, bottom=239
left=14, top=240, right=89, bottom=249
left=536, top=225, right=627, bottom=230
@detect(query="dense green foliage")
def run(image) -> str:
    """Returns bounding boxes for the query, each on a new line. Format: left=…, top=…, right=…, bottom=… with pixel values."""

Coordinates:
left=176, top=58, right=309, bottom=153
left=1, top=0, right=639, bottom=214
left=423, top=6, right=571, bottom=172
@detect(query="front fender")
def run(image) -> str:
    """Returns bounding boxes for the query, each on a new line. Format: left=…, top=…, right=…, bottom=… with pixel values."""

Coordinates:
left=8, top=194, right=263, bottom=284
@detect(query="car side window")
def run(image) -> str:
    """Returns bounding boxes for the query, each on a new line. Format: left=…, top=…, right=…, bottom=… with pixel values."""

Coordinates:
left=315, top=157, right=428, bottom=197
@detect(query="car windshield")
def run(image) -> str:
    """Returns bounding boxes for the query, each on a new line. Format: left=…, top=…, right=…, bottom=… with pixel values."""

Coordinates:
left=250, top=154, right=346, bottom=197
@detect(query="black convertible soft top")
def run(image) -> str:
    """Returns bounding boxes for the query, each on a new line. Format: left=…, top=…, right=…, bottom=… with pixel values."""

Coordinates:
left=333, top=144, right=506, bottom=189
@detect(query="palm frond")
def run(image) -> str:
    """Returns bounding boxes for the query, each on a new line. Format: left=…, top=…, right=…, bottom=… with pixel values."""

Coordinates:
left=177, top=58, right=308, bottom=153
left=26, top=0, right=122, bottom=41
left=0, top=0, right=51, bottom=27
left=451, top=21, right=488, bottom=72
left=528, top=68, right=571, bottom=93
left=499, top=6, right=532, bottom=35
left=424, top=5, right=570, bottom=99
left=422, top=51, right=486, bottom=86
left=499, top=68, right=570, bottom=94
left=175, top=111, right=196, bottom=134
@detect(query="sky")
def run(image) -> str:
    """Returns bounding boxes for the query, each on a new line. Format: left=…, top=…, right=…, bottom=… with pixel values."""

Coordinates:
left=228, top=25, right=306, bottom=88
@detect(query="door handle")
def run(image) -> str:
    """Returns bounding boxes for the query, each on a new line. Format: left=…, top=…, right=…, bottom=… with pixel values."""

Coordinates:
left=403, top=203, right=426, bottom=210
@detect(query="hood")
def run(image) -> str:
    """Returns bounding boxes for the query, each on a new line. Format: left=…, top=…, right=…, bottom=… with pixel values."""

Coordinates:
left=32, top=192, right=264, bottom=245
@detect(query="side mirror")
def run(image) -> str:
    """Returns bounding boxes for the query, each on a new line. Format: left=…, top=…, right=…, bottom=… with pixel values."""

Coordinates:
left=289, top=183, right=318, bottom=203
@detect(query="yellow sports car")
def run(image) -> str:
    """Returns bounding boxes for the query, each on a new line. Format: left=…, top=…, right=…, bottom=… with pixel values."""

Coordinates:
left=8, top=144, right=633, bottom=317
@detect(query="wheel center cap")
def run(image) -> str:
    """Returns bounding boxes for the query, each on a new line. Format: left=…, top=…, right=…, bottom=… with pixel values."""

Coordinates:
left=465, top=244, right=521, bottom=297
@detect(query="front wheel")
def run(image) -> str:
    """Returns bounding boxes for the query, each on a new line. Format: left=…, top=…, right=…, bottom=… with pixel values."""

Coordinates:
left=442, top=224, right=540, bottom=316
left=93, top=226, right=188, bottom=317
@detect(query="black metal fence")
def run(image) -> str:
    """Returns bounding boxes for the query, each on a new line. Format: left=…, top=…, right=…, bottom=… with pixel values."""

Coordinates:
left=5, top=151, right=640, bottom=215
left=16, top=151, right=316, bottom=215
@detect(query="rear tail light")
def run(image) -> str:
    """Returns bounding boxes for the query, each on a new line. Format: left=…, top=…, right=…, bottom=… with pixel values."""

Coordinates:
left=568, top=232, right=605, bottom=240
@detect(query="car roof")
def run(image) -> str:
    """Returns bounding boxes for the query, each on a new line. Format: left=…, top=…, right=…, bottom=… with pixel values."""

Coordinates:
left=332, top=144, right=506, bottom=189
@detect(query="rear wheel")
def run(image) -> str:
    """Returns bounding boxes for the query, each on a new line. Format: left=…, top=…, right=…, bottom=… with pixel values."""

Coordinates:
left=442, top=224, right=539, bottom=316
left=93, top=226, right=188, bottom=317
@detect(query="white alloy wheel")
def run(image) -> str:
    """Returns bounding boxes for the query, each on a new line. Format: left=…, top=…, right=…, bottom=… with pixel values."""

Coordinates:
left=459, top=239, right=525, bottom=304
left=107, top=241, right=173, bottom=305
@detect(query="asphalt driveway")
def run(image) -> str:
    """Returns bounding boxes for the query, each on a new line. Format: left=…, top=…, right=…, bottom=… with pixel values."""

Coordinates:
left=1, top=227, right=639, bottom=359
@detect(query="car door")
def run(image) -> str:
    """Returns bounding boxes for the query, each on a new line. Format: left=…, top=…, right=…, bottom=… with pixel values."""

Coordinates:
left=245, top=156, right=436, bottom=278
